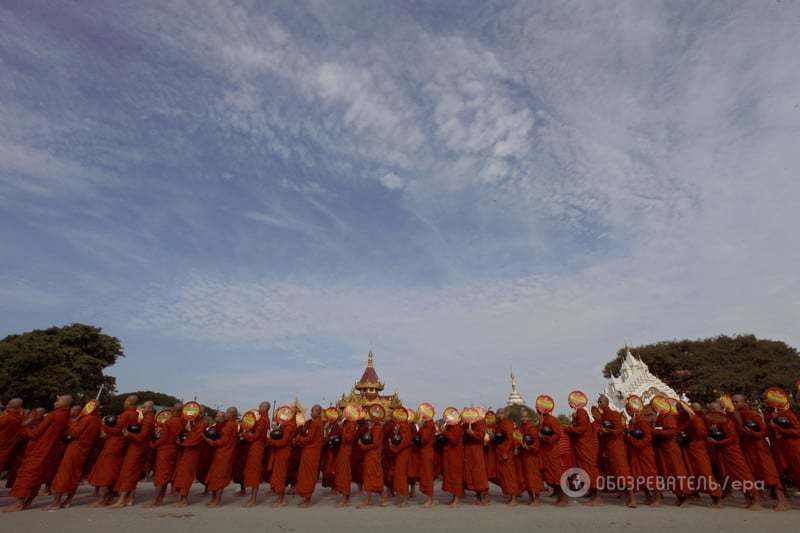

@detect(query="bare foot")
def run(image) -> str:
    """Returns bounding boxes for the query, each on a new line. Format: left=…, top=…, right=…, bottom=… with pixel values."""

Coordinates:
left=272, top=500, right=286, bottom=508
left=242, top=500, right=257, bottom=508
left=3, top=504, right=26, bottom=513
left=298, top=500, right=312, bottom=508
left=774, top=500, right=790, bottom=512
left=336, top=500, right=349, bottom=508
left=206, top=501, right=219, bottom=508
left=528, top=499, right=540, bottom=507
left=422, top=499, right=433, bottom=507
left=173, top=500, right=188, bottom=508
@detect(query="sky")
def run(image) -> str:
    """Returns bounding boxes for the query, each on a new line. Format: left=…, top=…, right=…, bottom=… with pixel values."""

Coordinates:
left=1, top=1, right=799, bottom=413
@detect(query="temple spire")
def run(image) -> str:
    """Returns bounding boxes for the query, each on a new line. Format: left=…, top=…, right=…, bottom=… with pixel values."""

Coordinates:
left=367, top=350, right=374, bottom=368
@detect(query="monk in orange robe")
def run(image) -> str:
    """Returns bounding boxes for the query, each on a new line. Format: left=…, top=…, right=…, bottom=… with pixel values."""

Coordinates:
left=203, top=407, right=238, bottom=507
left=46, top=403, right=102, bottom=509
left=88, top=394, right=140, bottom=506
left=518, top=412, right=543, bottom=505
left=294, top=405, right=323, bottom=507
left=389, top=419, right=413, bottom=506
left=463, top=418, right=489, bottom=505
left=143, top=402, right=183, bottom=507
left=417, top=416, right=435, bottom=506
left=381, top=413, right=396, bottom=495
left=241, top=402, right=269, bottom=507
left=494, top=409, right=519, bottom=504
left=321, top=419, right=340, bottom=492
left=441, top=420, right=464, bottom=506
left=680, top=403, right=721, bottom=506
left=4, top=395, right=72, bottom=512
left=537, top=410, right=566, bottom=505
left=768, top=405, right=800, bottom=500
left=335, top=416, right=357, bottom=506
left=407, top=422, right=419, bottom=497
left=0, top=399, right=24, bottom=475
left=357, top=415, right=384, bottom=507
left=6, top=408, right=45, bottom=489
left=44, top=405, right=78, bottom=493
left=597, top=395, right=635, bottom=507
left=268, top=414, right=296, bottom=506
left=705, top=401, right=763, bottom=510
left=111, top=401, right=155, bottom=507
left=732, top=395, right=789, bottom=510
left=652, top=405, right=688, bottom=505
left=563, top=404, right=600, bottom=504
left=625, top=405, right=661, bottom=505
left=172, top=414, right=208, bottom=507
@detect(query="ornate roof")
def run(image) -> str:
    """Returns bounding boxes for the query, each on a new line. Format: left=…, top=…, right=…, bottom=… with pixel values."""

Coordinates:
left=355, top=351, right=384, bottom=391
left=603, top=347, right=686, bottom=412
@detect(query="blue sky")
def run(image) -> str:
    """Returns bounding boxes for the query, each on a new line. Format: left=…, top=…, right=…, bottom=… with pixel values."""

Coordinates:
left=1, top=1, right=799, bottom=412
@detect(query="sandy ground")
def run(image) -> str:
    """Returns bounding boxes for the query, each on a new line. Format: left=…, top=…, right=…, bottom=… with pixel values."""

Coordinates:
left=2, top=483, right=798, bottom=533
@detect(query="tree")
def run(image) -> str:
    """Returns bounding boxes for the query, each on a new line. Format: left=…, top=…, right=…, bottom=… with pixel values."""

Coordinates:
left=603, top=334, right=800, bottom=403
left=0, top=324, right=123, bottom=408
left=105, top=390, right=218, bottom=418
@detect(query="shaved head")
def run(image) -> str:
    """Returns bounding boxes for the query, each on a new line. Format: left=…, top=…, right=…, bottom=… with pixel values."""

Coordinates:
left=172, top=402, right=183, bottom=413
left=124, top=395, right=138, bottom=408
left=7, top=398, right=23, bottom=410
left=142, top=401, right=154, bottom=413
left=311, top=405, right=322, bottom=417
left=226, top=406, right=238, bottom=419
left=55, top=395, right=73, bottom=408
left=598, top=395, right=610, bottom=408
left=259, top=401, right=271, bottom=412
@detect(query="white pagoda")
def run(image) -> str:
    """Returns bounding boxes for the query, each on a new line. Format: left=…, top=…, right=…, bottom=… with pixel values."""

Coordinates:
left=506, top=370, right=525, bottom=406
left=603, top=347, right=686, bottom=412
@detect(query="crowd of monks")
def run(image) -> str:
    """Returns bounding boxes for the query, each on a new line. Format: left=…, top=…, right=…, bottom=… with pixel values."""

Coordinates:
left=1, top=385, right=800, bottom=513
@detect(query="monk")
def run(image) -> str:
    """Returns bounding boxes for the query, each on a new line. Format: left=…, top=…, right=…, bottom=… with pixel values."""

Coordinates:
left=203, top=407, right=238, bottom=507
left=43, top=405, right=79, bottom=494
left=294, top=405, right=323, bottom=507
left=518, top=411, right=544, bottom=506
left=652, top=402, right=689, bottom=505
left=0, top=398, right=24, bottom=475
left=46, top=402, right=102, bottom=509
left=357, top=415, right=384, bottom=507
left=381, top=411, right=396, bottom=497
left=680, top=403, right=722, bottom=507
left=537, top=409, right=567, bottom=505
left=494, top=409, right=519, bottom=505
left=334, top=414, right=357, bottom=506
left=417, top=413, right=435, bottom=507
left=143, top=402, right=184, bottom=507
left=732, top=395, right=789, bottom=510
left=389, top=419, right=412, bottom=506
left=4, top=395, right=72, bottom=512
left=768, top=404, right=800, bottom=501
left=5, top=407, right=45, bottom=489
left=441, top=420, right=464, bottom=506
left=88, top=394, right=140, bottom=506
left=463, top=417, right=489, bottom=505
left=111, top=401, right=156, bottom=507
left=321, top=417, right=340, bottom=492
left=563, top=402, right=601, bottom=505
left=597, top=395, right=635, bottom=507
left=172, top=412, right=208, bottom=507
left=268, top=412, right=296, bottom=506
left=241, top=402, right=269, bottom=507
left=705, top=400, right=763, bottom=510
left=626, top=405, right=661, bottom=505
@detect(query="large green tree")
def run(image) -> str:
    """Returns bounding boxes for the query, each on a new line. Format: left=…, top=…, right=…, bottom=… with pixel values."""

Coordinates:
left=603, top=334, right=800, bottom=403
left=0, top=324, right=123, bottom=407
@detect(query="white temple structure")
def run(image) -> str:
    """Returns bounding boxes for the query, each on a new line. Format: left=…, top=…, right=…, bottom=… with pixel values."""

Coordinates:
left=506, top=370, right=525, bottom=406
left=603, top=347, right=687, bottom=412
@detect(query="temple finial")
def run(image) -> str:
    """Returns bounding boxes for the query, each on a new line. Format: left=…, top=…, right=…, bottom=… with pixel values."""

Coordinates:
left=367, top=350, right=374, bottom=368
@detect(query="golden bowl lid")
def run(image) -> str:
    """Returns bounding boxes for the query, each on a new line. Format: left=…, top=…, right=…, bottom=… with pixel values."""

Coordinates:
left=535, top=395, right=554, bottom=415
left=417, top=402, right=435, bottom=421
left=368, top=404, right=385, bottom=421
left=392, top=408, right=408, bottom=423
left=343, top=404, right=360, bottom=422
left=461, top=407, right=480, bottom=424
left=241, top=409, right=260, bottom=430
left=719, top=394, right=735, bottom=413
left=650, top=395, right=671, bottom=415
left=765, top=387, right=789, bottom=409
left=155, top=409, right=172, bottom=426
left=80, top=399, right=99, bottom=416
left=568, top=390, right=588, bottom=409
left=295, top=412, right=306, bottom=426
left=324, top=407, right=340, bottom=422
left=181, top=401, right=202, bottom=421
left=484, top=410, right=497, bottom=427
left=512, top=429, right=523, bottom=443
left=274, top=405, right=294, bottom=423
left=626, top=395, right=644, bottom=414
left=443, top=406, right=461, bottom=425
left=406, top=407, right=417, bottom=423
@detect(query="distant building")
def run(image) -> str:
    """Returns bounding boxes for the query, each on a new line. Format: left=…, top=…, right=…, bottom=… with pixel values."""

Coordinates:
left=337, top=351, right=402, bottom=410
left=506, top=370, right=525, bottom=406
left=603, top=346, right=687, bottom=412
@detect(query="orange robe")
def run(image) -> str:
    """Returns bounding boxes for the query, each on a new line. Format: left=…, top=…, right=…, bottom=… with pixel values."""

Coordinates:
left=10, top=405, right=70, bottom=499
left=519, top=421, right=543, bottom=493
left=495, top=419, right=519, bottom=496
left=707, top=416, right=756, bottom=493
left=172, top=419, right=208, bottom=497
left=734, top=407, right=781, bottom=489
left=242, top=416, right=267, bottom=488
left=389, top=422, right=412, bottom=496
left=51, top=413, right=101, bottom=493
left=681, top=413, right=720, bottom=496
left=625, top=416, right=658, bottom=492
left=334, top=419, right=356, bottom=496
left=598, top=409, right=631, bottom=488
left=417, top=420, right=435, bottom=497
left=294, top=415, right=323, bottom=498
left=0, top=409, right=23, bottom=473
left=114, top=411, right=155, bottom=492
left=358, top=422, right=383, bottom=493
left=87, top=407, right=139, bottom=488
left=381, top=420, right=395, bottom=489
left=566, top=408, right=599, bottom=489
left=463, top=420, right=489, bottom=493
left=205, top=418, right=238, bottom=491
left=321, top=423, right=340, bottom=488
left=268, top=420, right=296, bottom=495
left=653, top=412, right=688, bottom=496
left=441, top=423, right=464, bottom=497
left=538, top=413, right=564, bottom=486
left=771, top=409, right=800, bottom=484
left=150, top=414, right=183, bottom=487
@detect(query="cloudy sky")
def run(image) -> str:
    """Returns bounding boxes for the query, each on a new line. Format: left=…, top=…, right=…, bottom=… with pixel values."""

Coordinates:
left=1, top=1, right=799, bottom=412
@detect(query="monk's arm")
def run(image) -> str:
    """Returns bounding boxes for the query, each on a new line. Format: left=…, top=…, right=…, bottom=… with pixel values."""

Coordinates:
left=24, top=413, right=53, bottom=439
left=130, top=420, right=154, bottom=443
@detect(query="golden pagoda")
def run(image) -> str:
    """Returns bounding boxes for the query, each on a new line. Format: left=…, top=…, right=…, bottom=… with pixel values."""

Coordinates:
left=337, top=351, right=402, bottom=410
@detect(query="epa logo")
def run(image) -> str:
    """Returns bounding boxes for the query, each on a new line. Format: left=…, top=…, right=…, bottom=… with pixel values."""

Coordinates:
left=559, top=467, right=591, bottom=498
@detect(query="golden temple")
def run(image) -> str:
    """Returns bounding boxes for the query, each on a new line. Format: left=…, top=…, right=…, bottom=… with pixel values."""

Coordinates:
left=337, top=351, right=402, bottom=410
